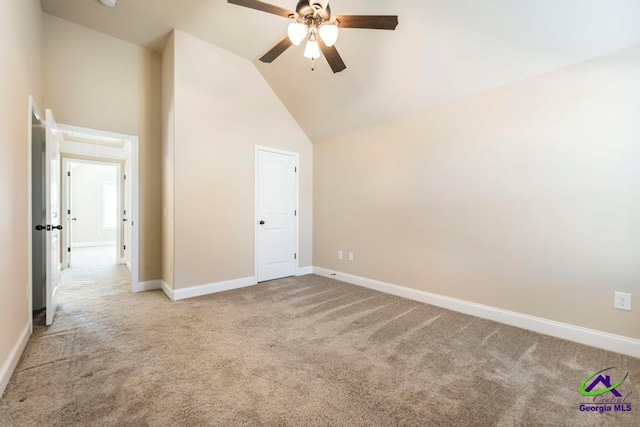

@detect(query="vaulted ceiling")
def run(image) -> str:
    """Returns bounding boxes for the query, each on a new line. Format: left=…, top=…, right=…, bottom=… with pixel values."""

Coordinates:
left=41, top=0, right=640, bottom=141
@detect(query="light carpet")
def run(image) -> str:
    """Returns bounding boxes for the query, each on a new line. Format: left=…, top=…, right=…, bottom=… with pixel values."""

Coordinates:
left=1, top=250, right=638, bottom=425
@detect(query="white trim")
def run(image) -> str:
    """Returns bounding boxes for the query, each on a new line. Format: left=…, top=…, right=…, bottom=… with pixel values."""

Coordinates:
left=126, top=262, right=132, bottom=271
left=254, top=145, right=300, bottom=282
left=71, top=241, right=116, bottom=248
left=134, top=279, right=163, bottom=292
left=312, top=267, right=640, bottom=359
left=296, top=266, right=313, bottom=276
left=160, top=281, right=174, bottom=301
left=0, top=323, right=30, bottom=398
left=172, top=276, right=257, bottom=301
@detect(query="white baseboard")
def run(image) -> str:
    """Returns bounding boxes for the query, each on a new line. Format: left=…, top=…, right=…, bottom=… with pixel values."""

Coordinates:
left=296, top=266, right=313, bottom=276
left=312, top=267, right=640, bottom=359
left=134, top=279, right=163, bottom=292
left=125, top=262, right=132, bottom=272
left=71, top=241, right=116, bottom=248
left=160, top=281, right=174, bottom=301
left=0, top=323, right=31, bottom=398
left=173, top=276, right=256, bottom=301
left=133, top=279, right=174, bottom=301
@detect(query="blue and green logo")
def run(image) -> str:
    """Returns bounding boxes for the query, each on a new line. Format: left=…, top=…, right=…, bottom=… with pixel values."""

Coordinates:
left=578, top=367, right=633, bottom=414
left=580, top=367, right=628, bottom=397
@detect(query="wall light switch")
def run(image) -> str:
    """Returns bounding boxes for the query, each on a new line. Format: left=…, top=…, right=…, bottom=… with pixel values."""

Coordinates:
left=337, top=250, right=343, bottom=260
left=348, top=252, right=354, bottom=262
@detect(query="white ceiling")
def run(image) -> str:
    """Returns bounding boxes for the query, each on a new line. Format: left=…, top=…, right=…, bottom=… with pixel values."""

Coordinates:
left=41, top=0, right=640, bottom=142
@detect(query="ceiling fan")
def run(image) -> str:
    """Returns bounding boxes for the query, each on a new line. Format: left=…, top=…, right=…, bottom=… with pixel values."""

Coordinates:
left=228, top=0, right=398, bottom=73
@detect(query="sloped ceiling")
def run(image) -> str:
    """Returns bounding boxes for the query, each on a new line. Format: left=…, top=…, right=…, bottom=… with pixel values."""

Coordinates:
left=41, top=0, right=640, bottom=142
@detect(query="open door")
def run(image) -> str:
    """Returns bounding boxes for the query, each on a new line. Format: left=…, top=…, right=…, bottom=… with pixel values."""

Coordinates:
left=45, top=109, right=61, bottom=325
left=61, top=160, right=73, bottom=269
left=123, top=160, right=131, bottom=268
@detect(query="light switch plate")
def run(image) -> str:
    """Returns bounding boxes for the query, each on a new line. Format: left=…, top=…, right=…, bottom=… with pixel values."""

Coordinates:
left=614, top=292, right=631, bottom=311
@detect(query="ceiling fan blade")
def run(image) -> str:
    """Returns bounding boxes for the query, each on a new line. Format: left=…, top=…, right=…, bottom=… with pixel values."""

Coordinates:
left=259, top=36, right=293, bottom=63
left=335, top=15, right=399, bottom=30
left=319, top=40, right=346, bottom=73
left=228, top=0, right=294, bottom=18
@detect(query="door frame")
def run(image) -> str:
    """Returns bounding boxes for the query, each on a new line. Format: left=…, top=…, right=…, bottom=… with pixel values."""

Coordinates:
left=254, top=145, right=300, bottom=282
left=61, top=157, right=124, bottom=269
left=45, top=123, right=140, bottom=293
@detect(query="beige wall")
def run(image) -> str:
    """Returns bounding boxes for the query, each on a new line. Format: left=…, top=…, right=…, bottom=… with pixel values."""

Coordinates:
left=0, top=0, right=42, bottom=383
left=43, top=14, right=162, bottom=282
left=70, top=163, right=118, bottom=245
left=314, top=45, right=640, bottom=339
left=171, top=30, right=313, bottom=289
left=161, top=32, right=175, bottom=287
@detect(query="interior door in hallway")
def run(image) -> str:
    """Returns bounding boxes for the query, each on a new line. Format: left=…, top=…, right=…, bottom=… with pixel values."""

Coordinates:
left=256, top=148, right=298, bottom=282
left=45, top=109, right=61, bottom=325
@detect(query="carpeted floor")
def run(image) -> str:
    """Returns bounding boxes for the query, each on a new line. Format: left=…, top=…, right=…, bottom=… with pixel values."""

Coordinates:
left=1, top=249, right=638, bottom=426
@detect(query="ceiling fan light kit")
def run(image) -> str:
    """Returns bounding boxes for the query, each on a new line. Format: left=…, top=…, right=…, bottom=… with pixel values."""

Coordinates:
left=228, top=0, right=398, bottom=73
left=318, top=23, right=339, bottom=47
left=303, top=38, right=321, bottom=60
left=287, top=22, right=307, bottom=45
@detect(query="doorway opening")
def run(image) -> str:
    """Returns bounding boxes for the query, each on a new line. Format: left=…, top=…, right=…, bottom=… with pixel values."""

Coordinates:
left=28, top=104, right=140, bottom=327
left=61, top=159, right=124, bottom=281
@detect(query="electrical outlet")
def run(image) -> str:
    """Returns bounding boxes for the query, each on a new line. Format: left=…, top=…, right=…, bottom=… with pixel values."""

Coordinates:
left=337, top=250, right=343, bottom=260
left=348, top=252, right=354, bottom=262
left=614, top=292, right=631, bottom=311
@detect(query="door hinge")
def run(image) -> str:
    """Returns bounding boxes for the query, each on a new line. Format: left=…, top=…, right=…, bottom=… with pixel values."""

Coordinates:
left=294, top=253, right=297, bottom=260
left=67, top=171, right=71, bottom=177
left=67, top=209, right=71, bottom=215
left=294, top=167, right=297, bottom=173
left=124, top=174, right=127, bottom=180
left=68, top=247, right=71, bottom=253
left=294, top=210, right=297, bottom=216
left=124, top=245, right=126, bottom=250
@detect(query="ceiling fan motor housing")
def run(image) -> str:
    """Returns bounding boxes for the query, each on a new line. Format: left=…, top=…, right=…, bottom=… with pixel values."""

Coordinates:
left=296, top=0, right=331, bottom=21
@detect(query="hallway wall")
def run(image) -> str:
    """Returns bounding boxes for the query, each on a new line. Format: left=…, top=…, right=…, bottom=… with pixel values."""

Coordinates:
left=71, top=163, right=118, bottom=246
left=0, top=0, right=43, bottom=394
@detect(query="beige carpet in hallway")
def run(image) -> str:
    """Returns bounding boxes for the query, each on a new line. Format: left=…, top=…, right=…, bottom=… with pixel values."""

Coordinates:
left=1, top=259, right=638, bottom=425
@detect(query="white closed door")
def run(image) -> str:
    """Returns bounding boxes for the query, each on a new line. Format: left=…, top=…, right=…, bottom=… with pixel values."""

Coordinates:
left=45, top=109, right=61, bottom=326
left=256, top=149, right=298, bottom=282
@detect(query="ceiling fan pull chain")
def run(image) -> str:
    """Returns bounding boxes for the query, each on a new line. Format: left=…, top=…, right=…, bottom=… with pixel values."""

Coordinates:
left=311, top=57, right=315, bottom=71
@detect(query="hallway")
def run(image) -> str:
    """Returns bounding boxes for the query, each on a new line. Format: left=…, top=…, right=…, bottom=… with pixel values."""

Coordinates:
left=60, top=246, right=129, bottom=287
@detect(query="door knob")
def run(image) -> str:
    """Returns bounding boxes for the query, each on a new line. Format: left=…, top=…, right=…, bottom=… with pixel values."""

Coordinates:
left=51, top=225, right=63, bottom=230
left=71, top=218, right=78, bottom=221
left=259, top=220, right=265, bottom=225
left=35, top=225, right=47, bottom=231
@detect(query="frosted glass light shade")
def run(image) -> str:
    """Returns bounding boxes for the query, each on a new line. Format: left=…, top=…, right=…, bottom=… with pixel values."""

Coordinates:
left=319, top=24, right=339, bottom=47
left=288, top=22, right=308, bottom=45
left=303, top=40, right=321, bottom=59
